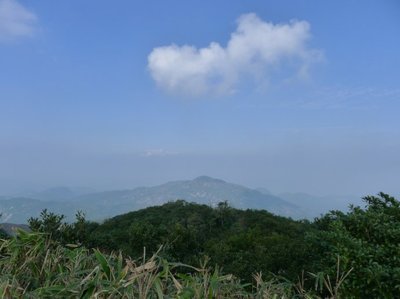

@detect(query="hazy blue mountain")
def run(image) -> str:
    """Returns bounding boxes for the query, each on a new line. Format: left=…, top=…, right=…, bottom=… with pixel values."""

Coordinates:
left=276, top=192, right=363, bottom=218
left=73, top=176, right=303, bottom=220
left=28, top=187, right=95, bottom=202
left=0, top=197, right=79, bottom=224
left=1, top=177, right=308, bottom=224
left=255, top=187, right=272, bottom=195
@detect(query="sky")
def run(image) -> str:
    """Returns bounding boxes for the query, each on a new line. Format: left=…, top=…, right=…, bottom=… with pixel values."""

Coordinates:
left=0, top=0, right=399, bottom=196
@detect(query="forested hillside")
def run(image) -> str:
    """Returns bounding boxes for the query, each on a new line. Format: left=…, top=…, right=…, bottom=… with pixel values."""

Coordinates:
left=86, top=200, right=313, bottom=281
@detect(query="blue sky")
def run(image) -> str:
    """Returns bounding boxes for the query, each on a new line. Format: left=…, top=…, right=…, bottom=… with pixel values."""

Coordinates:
left=0, top=0, right=399, bottom=196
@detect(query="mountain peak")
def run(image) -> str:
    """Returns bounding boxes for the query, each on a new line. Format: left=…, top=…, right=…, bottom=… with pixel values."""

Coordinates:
left=193, top=176, right=226, bottom=184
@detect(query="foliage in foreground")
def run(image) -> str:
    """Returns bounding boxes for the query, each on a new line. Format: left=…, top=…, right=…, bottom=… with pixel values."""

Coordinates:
left=0, top=230, right=347, bottom=298
left=310, top=193, right=400, bottom=298
left=19, top=192, right=400, bottom=298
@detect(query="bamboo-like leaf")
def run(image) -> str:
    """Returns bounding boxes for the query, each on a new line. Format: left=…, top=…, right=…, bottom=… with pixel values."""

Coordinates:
left=94, top=249, right=111, bottom=280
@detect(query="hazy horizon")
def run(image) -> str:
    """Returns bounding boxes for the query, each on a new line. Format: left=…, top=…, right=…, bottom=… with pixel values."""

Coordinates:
left=1, top=1, right=399, bottom=200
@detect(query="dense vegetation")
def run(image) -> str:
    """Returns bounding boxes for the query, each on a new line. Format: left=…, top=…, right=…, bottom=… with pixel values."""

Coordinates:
left=0, top=230, right=345, bottom=298
left=309, top=193, right=400, bottom=298
left=85, top=200, right=313, bottom=282
left=0, top=192, right=398, bottom=297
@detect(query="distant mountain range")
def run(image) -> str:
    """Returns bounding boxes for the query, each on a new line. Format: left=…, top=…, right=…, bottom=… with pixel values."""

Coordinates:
left=27, top=186, right=96, bottom=202
left=277, top=192, right=363, bottom=218
left=0, top=176, right=362, bottom=224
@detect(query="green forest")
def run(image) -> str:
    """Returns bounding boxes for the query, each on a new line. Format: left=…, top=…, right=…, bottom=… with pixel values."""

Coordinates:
left=1, top=192, right=399, bottom=298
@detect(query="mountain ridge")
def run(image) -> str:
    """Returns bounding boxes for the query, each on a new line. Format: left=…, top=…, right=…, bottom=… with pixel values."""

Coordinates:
left=1, top=176, right=317, bottom=223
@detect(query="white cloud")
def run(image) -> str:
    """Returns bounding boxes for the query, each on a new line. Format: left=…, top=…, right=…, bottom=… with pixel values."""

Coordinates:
left=141, top=149, right=178, bottom=157
left=0, top=0, right=37, bottom=42
left=148, top=13, right=321, bottom=97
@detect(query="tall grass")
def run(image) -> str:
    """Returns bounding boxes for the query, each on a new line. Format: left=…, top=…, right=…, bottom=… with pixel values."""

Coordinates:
left=0, top=230, right=347, bottom=298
